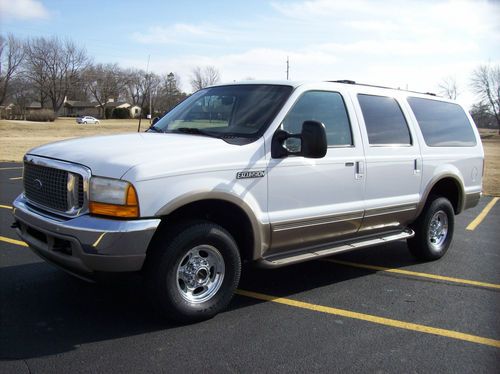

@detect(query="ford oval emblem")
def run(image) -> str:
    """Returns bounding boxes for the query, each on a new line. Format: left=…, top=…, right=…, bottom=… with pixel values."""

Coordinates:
left=33, top=178, right=43, bottom=191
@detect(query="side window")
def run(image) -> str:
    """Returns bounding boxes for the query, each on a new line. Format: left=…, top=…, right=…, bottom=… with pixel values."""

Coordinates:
left=282, top=91, right=353, bottom=147
left=358, top=94, right=412, bottom=146
left=407, top=97, right=476, bottom=147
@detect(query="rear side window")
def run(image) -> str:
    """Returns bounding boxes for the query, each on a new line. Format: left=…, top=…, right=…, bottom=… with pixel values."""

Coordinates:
left=407, top=97, right=477, bottom=147
left=358, top=94, right=412, bottom=146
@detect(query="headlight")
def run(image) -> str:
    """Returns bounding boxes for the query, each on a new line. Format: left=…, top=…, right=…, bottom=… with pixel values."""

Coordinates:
left=89, top=177, right=139, bottom=218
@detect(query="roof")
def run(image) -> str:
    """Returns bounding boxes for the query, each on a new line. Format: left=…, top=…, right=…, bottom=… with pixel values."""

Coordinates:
left=221, top=80, right=303, bottom=88
left=104, top=101, right=129, bottom=108
left=64, top=100, right=97, bottom=108
left=215, top=80, right=439, bottom=98
left=26, top=101, right=42, bottom=109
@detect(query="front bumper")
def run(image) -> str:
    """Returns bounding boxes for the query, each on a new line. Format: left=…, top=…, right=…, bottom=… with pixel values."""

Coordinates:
left=12, top=194, right=161, bottom=278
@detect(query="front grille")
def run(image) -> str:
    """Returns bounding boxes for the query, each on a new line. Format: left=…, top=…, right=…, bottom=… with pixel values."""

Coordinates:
left=78, top=175, right=84, bottom=207
left=24, top=162, right=84, bottom=213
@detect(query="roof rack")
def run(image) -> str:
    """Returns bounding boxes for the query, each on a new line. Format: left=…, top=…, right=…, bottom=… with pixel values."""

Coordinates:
left=327, top=80, right=437, bottom=97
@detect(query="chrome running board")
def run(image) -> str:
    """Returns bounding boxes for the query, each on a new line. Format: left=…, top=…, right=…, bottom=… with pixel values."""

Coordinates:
left=259, top=229, right=414, bottom=268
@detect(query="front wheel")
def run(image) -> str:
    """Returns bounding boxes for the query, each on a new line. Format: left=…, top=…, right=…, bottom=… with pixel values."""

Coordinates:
left=407, top=197, right=455, bottom=261
left=146, top=221, right=241, bottom=323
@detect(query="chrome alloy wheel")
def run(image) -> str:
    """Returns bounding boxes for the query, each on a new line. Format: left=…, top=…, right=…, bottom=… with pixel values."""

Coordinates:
left=428, top=210, right=448, bottom=250
left=176, top=245, right=225, bottom=303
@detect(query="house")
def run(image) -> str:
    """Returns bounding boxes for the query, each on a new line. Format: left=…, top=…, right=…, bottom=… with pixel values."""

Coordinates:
left=62, top=100, right=100, bottom=117
left=26, top=101, right=42, bottom=112
left=129, top=105, right=142, bottom=118
left=103, top=99, right=141, bottom=118
left=0, top=103, right=15, bottom=119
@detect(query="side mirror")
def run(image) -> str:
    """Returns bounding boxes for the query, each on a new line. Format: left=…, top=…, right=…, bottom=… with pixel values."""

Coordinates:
left=301, top=120, right=327, bottom=158
left=152, top=116, right=160, bottom=125
left=271, top=120, right=327, bottom=159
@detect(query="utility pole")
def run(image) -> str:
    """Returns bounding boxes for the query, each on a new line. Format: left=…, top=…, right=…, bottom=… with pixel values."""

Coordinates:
left=286, top=56, right=290, bottom=80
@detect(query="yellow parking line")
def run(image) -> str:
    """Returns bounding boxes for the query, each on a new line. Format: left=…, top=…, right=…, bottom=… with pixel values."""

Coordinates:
left=9, top=176, right=23, bottom=180
left=324, top=259, right=500, bottom=290
left=1, top=234, right=497, bottom=348
left=235, top=289, right=500, bottom=348
left=0, top=204, right=13, bottom=210
left=0, top=235, right=28, bottom=247
left=0, top=167, right=23, bottom=171
left=467, top=197, right=499, bottom=231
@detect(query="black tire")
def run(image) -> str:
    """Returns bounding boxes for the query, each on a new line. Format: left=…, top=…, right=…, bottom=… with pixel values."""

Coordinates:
left=146, top=221, right=241, bottom=323
left=407, top=196, right=455, bottom=261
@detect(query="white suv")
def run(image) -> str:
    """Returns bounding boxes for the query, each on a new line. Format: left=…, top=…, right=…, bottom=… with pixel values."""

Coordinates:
left=13, top=81, right=483, bottom=322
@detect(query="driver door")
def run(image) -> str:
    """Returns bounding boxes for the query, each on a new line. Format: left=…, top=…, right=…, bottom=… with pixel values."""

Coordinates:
left=266, top=89, right=366, bottom=255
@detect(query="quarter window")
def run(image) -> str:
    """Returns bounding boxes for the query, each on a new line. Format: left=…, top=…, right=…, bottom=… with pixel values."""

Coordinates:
left=358, top=94, right=412, bottom=146
left=407, top=97, right=476, bottom=147
left=282, top=91, right=353, bottom=147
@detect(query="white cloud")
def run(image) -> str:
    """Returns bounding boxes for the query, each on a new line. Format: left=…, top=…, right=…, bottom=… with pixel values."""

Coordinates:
left=271, top=0, right=500, bottom=40
left=132, top=23, right=244, bottom=45
left=0, top=0, right=50, bottom=20
left=123, top=0, right=500, bottom=109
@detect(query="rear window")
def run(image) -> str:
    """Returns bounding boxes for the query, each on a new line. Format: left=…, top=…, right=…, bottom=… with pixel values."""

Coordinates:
left=407, top=97, right=476, bottom=147
left=357, top=94, right=412, bottom=146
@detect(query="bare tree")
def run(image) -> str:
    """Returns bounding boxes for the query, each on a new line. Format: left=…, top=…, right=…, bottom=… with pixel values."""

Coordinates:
left=0, top=34, right=25, bottom=106
left=9, top=76, right=35, bottom=119
left=158, top=72, right=185, bottom=112
left=24, top=37, right=88, bottom=114
left=438, top=76, right=459, bottom=100
left=470, top=103, right=496, bottom=129
left=84, top=63, right=126, bottom=118
left=471, top=64, right=500, bottom=134
left=137, top=71, right=162, bottom=131
left=190, top=66, right=221, bottom=91
left=123, top=68, right=144, bottom=106
left=148, top=72, right=163, bottom=115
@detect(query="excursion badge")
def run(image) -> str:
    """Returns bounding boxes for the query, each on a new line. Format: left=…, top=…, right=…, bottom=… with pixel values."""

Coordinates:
left=236, top=170, right=266, bottom=179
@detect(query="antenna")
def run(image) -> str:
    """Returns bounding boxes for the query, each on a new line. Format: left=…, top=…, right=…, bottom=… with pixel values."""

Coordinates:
left=286, top=56, right=290, bottom=80
left=147, top=55, right=152, bottom=126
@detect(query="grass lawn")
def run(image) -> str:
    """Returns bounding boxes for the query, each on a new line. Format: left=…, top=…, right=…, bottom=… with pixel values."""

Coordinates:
left=1, top=118, right=498, bottom=196
left=0, top=118, right=142, bottom=162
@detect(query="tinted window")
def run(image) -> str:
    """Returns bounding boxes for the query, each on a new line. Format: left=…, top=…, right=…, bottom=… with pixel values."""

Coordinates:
left=153, top=85, right=293, bottom=137
left=407, top=97, right=476, bottom=147
left=282, top=91, right=353, bottom=146
left=358, top=94, right=411, bottom=145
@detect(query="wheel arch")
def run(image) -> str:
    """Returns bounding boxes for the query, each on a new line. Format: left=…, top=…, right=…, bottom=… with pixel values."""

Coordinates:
left=417, top=174, right=465, bottom=217
left=152, top=192, right=269, bottom=263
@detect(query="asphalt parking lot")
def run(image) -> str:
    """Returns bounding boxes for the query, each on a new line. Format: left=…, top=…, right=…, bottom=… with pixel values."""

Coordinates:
left=0, top=162, right=499, bottom=373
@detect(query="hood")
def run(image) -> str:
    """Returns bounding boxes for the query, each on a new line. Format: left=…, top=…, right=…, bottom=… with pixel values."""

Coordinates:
left=28, top=133, right=261, bottom=180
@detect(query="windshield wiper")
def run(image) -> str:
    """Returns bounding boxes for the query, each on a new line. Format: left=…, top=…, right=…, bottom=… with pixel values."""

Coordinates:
left=171, top=127, right=220, bottom=138
left=147, top=125, right=163, bottom=133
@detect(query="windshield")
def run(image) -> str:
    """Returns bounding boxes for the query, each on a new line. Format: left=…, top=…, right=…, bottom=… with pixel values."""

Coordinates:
left=151, top=84, right=293, bottom=138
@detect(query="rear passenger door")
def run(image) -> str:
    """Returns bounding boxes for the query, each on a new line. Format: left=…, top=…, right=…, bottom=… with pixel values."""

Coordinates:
left=352, top=92, right=422, bottom=233
left=267, top=89, right=365, bottom=255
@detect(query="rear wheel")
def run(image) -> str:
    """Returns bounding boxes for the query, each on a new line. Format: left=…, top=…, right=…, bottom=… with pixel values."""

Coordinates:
left=407, top=197, right=455, bottom=261
left=146, top=221, right=241, bottom=323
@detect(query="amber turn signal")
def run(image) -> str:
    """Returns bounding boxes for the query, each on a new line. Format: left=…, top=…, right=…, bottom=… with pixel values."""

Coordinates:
left=89, top=185, right=139, bottom=218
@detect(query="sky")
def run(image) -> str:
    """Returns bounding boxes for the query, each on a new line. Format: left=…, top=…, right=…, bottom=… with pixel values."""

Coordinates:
left=1, top=0, right=499, bottom=108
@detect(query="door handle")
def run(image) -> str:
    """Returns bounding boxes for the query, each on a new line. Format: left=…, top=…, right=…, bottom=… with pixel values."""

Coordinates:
left=355, top=161, right=364, bottom=180
left=345, top=162, right=354, bottom=167
left=414, top=159, right=421, bottom=174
